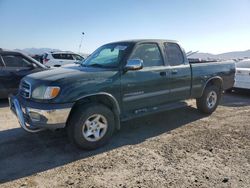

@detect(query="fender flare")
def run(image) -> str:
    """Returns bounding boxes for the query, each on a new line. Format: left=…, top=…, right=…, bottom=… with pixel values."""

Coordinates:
left=75, top=92, right=121, bottom=130
left=200, top=76, right=223, bottom=96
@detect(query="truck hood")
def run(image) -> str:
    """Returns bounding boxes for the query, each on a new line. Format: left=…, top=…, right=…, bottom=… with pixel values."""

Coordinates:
left=23, top=65, right=120, bottom=103
left=25, top=65, right=118, bottom=84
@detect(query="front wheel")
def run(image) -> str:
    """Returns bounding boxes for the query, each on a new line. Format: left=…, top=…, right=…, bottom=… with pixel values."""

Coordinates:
left=67, top=103, right=115, bottom=150
left=196, top=85, right=221, bottom=114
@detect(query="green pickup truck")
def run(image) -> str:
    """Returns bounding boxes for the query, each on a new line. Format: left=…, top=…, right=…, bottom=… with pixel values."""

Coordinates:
left=10, top=40, right=235, bottom=149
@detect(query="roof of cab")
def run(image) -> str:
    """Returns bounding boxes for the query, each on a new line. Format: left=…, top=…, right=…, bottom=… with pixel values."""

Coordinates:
left=107, top=39, right=178, bottom=44
left=0, top=49, right=25, bottom=55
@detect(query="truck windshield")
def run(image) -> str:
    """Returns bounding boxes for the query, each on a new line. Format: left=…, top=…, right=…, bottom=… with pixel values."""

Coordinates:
left=81, top=43, right=130, bottom=68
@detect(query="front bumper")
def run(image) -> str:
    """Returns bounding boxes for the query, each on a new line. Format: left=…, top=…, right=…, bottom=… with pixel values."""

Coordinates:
left=9, top=95, right=73, bottom=132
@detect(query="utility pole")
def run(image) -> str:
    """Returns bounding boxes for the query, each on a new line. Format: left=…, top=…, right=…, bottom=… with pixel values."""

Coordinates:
left=78, top=32, right=85, bottom=53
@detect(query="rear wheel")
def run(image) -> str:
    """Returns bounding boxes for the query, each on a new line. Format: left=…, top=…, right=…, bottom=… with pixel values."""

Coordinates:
left=196, top=85, right=221, bottom=114
left=67, top=103, right=115, bottom=150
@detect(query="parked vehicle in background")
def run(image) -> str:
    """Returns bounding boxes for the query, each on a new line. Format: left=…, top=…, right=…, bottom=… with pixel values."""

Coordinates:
left=0, top=50, right=47, bottom=99
left=9, top=39, right=235, bottom=150
left=43, top=51, right=85, bottom=67
left=31, top=54, right=43, bottom=63
left=234, top=59, right=250, bottom=89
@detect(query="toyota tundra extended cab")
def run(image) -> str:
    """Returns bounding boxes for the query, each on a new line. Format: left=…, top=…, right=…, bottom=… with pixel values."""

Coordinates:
left=9, top=40, right=235, bottom=150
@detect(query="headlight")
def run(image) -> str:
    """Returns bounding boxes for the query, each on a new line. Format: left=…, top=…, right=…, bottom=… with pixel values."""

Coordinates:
left=32, top=86, right=60, bottom=99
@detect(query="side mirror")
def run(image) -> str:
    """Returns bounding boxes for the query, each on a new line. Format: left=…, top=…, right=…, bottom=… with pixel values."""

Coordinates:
left=125, top=59, right=143, bottom=71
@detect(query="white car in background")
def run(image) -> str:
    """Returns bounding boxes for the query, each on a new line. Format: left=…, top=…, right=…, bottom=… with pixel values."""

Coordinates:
left=43, top=51, right=84, bottom=67
left=234, top=59, right=250, bottom=89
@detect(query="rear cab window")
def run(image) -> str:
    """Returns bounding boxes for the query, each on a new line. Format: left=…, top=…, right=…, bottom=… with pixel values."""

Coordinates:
left=164, top=43, right=184, bottom=66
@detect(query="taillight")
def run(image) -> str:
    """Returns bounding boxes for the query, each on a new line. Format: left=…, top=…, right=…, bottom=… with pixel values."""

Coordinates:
left=44, top=58, right=49, bottom=63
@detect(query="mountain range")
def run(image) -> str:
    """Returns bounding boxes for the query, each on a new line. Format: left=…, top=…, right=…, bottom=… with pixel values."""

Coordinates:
left=14, top=48, right=89, bottom=58
left=189, top=50, right=250, bottom=59
left=14, top=48, right=250, bottom=60
left=14, top=48, right=61, bottom=55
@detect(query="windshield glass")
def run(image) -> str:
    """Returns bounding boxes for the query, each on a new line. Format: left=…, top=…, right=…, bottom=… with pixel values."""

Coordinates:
left=81, top=43, right=131, bottom=68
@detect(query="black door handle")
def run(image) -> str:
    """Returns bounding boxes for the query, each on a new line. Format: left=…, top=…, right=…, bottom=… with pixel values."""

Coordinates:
left=160, top=72, right=167, bottom=77
left=171, top=69, right=178, bottom=74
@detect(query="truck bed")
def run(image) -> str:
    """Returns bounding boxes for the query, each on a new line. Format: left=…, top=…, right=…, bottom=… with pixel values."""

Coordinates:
left=190, top=61, right=235, bottom=98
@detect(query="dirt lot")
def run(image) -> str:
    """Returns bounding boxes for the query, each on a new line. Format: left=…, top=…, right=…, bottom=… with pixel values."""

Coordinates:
left=0, top=91, right=249, bottom=188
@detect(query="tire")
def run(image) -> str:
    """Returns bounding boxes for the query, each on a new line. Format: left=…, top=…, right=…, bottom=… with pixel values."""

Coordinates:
left=196, top=85, right=221, bottom=114
left=67, top=103, right=115, bottom=150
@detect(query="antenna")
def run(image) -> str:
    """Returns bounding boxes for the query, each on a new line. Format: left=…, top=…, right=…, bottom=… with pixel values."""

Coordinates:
left=186, top=51, right=199, bottom=57
left=78, top=32, right=85, bottom=53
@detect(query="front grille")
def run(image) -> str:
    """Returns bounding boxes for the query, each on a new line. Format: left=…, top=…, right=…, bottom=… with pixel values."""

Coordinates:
left=19, top=80, right=31, bottom=98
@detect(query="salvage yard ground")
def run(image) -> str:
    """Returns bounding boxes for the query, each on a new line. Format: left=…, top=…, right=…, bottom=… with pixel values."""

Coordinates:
left=0, top=91, right=250, bottom=188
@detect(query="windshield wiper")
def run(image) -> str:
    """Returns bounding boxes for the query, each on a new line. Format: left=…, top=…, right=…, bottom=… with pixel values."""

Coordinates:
left=82, top=63, right=116, bottom=68
left=80, top=64, right=88, bottom=67
left=88, top=63, right=105, bottom=68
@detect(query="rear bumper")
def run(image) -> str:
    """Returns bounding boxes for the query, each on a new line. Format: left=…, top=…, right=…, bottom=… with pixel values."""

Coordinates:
left=9, top=95, right=73, bottom=132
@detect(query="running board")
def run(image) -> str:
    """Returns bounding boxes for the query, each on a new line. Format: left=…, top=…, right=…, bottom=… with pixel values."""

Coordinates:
left=121, top=101, right=189, bottom=121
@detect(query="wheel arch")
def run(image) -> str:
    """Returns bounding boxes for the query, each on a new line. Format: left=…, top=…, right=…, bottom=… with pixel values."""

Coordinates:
left=201, top=76, right=223, bottom=96
left=67, top=92, right=121, bottom=130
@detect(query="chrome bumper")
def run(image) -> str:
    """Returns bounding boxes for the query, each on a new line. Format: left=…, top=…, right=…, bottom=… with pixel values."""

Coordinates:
left=9, top=95, right=73, bottom=132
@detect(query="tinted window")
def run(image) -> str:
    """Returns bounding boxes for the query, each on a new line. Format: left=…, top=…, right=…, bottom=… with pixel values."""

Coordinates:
left=72, top=54, right=84, bottom=61
left=236, top=60, right=250, bottom=68
left=129, top=43, right=163, bottom=67
left=52, top=53, right=74, bottom=60
left=52, top=54, right=60, bottom=59
left=2, top=55, right=32, bottom=67
left=164, top=43, right=184, bottom=66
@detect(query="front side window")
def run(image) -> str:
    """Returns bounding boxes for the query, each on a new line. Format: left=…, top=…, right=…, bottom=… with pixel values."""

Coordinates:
left=129, top=43, right=164, bottom=67
left=2, top=55, right=32, bottom=67
left=164, top=43, right=184, bottom=66
left=51, top=54, right=60, bottom=59
left=82, top=43, right=130, bottom=68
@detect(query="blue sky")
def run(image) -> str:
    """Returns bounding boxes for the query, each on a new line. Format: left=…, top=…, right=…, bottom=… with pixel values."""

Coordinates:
left=0, top=0, right=249, bottom=54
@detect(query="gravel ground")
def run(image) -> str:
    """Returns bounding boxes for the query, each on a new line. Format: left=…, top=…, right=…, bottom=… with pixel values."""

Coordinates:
left=0, top=91, right=249, bottom=188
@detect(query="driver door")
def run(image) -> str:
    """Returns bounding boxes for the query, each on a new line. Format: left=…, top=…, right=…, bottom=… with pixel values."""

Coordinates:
left=121, top=43, right=171, bottom=116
